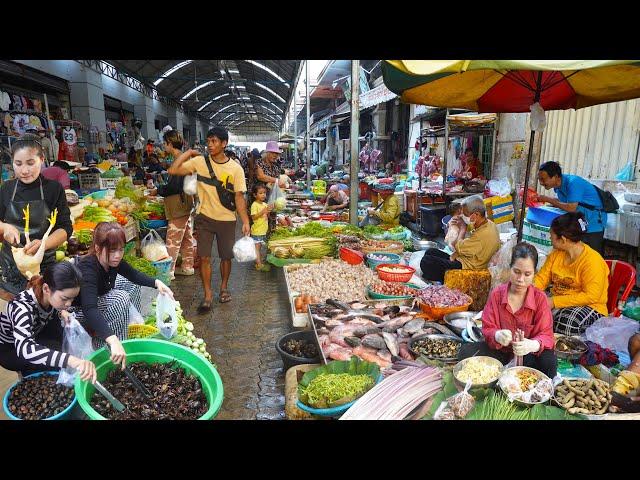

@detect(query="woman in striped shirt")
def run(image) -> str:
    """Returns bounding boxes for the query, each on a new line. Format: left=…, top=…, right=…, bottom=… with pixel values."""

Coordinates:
left=0, top=262, right=96, bottom=382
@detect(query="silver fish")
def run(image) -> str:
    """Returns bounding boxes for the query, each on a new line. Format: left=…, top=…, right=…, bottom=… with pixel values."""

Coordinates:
left=403, top=319, right=426, bottom=335
left=353, top=326, right=381, bottom=338
left=376, top=315, right=414, bottom=330
left=377, top=349, right=392, bottom=362
left=344, top=336, right=362, bottom=348
left=362, top=334, right=387, bottom=350
left=382, top=332, right=399, bottom=356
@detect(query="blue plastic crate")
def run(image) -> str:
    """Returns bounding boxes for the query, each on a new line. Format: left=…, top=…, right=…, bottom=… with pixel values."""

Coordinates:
left=526, top=206, right=564, bottom=227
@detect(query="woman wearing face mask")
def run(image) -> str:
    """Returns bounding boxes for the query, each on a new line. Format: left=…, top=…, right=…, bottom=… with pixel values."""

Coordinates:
left=0, top=261, right=96, bottom=382
left=458, top=242, right=557, bottom=378
left=0, top=134, right=73, bottom=296
left=72, top=222, right=173, bottom=369
left=534, top=211, right=609, bottom=336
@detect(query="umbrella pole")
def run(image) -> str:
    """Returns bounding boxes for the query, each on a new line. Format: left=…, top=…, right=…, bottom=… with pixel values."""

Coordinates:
left=517, top=128, right=536, bottom=242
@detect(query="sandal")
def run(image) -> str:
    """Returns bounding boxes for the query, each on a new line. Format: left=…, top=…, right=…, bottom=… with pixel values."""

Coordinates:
left=197, top=299, right=212, bottom=313
left=219, top=290, right=232, bottom=303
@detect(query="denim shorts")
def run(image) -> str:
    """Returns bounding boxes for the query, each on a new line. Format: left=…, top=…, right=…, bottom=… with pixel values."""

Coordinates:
left=252, top=235, right=267, bottom=244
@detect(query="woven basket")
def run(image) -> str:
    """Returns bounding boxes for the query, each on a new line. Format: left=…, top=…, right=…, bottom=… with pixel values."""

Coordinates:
left=376, top=264, right=416, bottom=282
left=361, top=241, right=404, bottom=255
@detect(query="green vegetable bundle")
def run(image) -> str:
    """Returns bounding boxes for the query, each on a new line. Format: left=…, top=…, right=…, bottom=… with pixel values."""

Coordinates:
left=144, top=201, right=165, bottom=216
left=300, top=373, right=374, bottom=409
left=74, top=229, right=93, bottom=246
left=100, top=168, right=124, bottom=179
left=364, top=225, right=385, bottom=235
left=124, top=254, right=158, bottom=277
left=82, top=206, right=116, bottom=223
left=115, top=177, right=145, bottom=206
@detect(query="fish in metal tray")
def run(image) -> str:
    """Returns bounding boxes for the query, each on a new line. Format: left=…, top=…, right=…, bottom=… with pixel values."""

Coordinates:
left=362, top=334, right=387, bottom=351
left=377, top=348, right=392, bottom=363
left=353, top=326, right=381, bottom=338
left=382, top=332, right=399, bottom=356
left=403, top=319, right=426, bottom=335
left=344, top=336, right=362, bottom=348
left=423, top=322, right=459, bottom=337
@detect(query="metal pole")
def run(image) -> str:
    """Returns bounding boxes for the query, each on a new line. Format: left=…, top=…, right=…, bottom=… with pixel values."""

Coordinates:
left=443, top=109, right=449, bottom=203
left=43, top=93, right=55, bottom=166
left=306, top=60, right=311, bottom=189
left=294, top=101, right=298, bottom=171
left=349, top=60, right=361, bottom=226
left=517, top=72, right=543, bottom=242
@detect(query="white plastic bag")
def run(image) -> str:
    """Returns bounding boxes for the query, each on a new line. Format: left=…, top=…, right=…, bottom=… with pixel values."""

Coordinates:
left=57, top=313, right=94, bottom=387
left=128, top=303, right=144, bottom=326
left=183, top=172, right=198, bottom=196
left=141, top=229, right=169, bottom=262
left=155, top=293, right=178, bottom=339
left=529, top=102, right=546, bottom=132
left=233, top=236, right=257, bottom=263
left=585, top=316, right=640, bottom=352
left=268, top=182, right=286, bottom=212
left=487, top=178, right=512, bottom=197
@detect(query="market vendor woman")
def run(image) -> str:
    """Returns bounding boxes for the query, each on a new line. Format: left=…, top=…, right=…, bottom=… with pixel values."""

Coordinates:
left=367, top=184, right=400, bottom=226
left=0, top=262, right=96, bottom=382
left=0, top=135, right=73, bottom=295
left=458, top=242, right=557, bottom=378
left=72, top=222, right=174, bottom=368
left=534, top=211, right=609, bottom=336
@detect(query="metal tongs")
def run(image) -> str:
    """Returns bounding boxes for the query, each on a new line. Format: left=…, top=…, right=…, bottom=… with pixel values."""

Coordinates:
left=93, top=381, right=125, bottom=412
left=105, top=343, right=152, bottom=399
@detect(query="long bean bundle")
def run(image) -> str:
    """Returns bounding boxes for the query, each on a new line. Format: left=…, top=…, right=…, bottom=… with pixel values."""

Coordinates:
left=340, top=366, right=442, bottom=420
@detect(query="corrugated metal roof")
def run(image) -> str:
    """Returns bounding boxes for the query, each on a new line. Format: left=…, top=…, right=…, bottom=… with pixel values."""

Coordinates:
left=539, top=99, right=640, bottom=182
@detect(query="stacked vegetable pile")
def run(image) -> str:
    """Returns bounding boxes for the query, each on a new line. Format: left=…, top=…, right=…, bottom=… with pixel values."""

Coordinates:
left=268, top=223, right=338, bottom=259
left=100, top=168, right=124, bottom=179
left=115, top=176, right=145, bottom=206
left=124, top=255, right=157, bottom=277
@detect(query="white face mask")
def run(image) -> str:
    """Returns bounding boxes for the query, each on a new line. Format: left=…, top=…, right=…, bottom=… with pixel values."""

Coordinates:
left=462, top=214, right=473, bottom=225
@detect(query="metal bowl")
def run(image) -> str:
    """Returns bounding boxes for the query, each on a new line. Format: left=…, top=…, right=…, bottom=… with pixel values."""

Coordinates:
left=408, top=334, right=461, bottom=363
left=498, top=366, right=552, bottom=407
left=453, top=356, right=504, bottom=392
left=444, top=311, right=479, bottom=336
left=412, top=238, right=440, bottom=251
left=554, top=334, right=588, bottom=361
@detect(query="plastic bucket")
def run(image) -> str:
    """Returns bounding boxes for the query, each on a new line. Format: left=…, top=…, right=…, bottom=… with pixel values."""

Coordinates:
left=152, top=258, right=173, bottom=285
left=441, top=215, right=452, bottom=235
left=275, top=331, right=322, bottom=372
left=74, top=339, right=224, bottom=420
left=3, top=371, right=78, bottom=420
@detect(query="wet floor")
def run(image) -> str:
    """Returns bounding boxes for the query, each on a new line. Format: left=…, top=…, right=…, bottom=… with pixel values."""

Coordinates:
left=142, top=258, right=291, bottom=420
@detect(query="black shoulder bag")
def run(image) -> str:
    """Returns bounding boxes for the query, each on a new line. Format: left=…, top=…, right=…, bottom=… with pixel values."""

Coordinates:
left=578, top=184, right=619, bottom=214
left=197, top=156, right=236, bottom=212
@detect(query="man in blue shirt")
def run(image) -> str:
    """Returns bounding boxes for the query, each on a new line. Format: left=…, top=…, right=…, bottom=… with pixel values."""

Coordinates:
left=537, top=161, right=606, bottom=254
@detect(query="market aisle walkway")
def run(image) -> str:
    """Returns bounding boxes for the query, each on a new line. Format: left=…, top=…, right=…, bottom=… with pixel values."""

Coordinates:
left=167, top=260, right=290, bottom=420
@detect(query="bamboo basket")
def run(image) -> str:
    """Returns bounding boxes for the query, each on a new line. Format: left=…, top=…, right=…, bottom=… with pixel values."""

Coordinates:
left=361, top=240, right=404, bottom=255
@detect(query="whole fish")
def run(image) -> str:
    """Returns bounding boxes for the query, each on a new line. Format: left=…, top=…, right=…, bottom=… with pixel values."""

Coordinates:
left=382, top=332, right=399, bottom=356
left=317, top=334, right=331, bottom=348
left=325, top=344, right=353, bottom=361
left=375, top=315, right=414, bottom=330
left=325, top=319, right=345, bottom=327
left=403, top=319, right=426, bottom=335
left=344, top=336, right=362, bottom=348
left=350, top=302, right=367, bottom=310
left=353, top=346, right=392, bottom=369
left=362, top=334, right=387, bottom=351
left=329, top=324, right=359, bottom=347
left=353, top=326, right=381, bottom=338
left=398, top=343, right=414, bottom=360
left=396, top=328, right=407, bottom=338
left=349, top=317, right=378, bottom=326
left=382, top=326, right=396, bottom=333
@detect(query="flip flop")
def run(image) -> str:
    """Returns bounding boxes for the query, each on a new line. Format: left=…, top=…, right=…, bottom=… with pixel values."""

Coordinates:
left=197, top=299, right=212, bottom=313
left=219, top=290, right=232, bottom=303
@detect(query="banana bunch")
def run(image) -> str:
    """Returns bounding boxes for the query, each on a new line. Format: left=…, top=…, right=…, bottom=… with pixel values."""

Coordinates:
left=612, top=370, right=640, bottom=395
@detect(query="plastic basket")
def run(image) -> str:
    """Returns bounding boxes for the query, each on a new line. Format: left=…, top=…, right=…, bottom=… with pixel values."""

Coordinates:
left=78, top=172, right=100, bottom=190
left=339, top=247, right=364, bottom=265
left=141, top=219, right=168, bottom=230
left=416, top=299, right=472, bottom=321
left=152, top=258, right=173, bottom=285
left=366, top=252, right=401, bottom=269
left=127, top=324, right=160, bottom=339
left=361, top=241, right=404, bottom=255
left=386, top=231, right=407, bottom=241
left=366, top=282, right=420, bottom=300
left=376, top=264, right=416, bottom=283
left=3, top=371, right=77, bottom=420
left=99, top=177, right=122, bottom=190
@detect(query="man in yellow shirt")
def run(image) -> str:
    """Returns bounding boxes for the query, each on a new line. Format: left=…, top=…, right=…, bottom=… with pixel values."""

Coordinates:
left=168, top=126, right=250, bottom=312
left=421, top=195, right=500, bottom=283
left=534, top=211, right=609, bottom=335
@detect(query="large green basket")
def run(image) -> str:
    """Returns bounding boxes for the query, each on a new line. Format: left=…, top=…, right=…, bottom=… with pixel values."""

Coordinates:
left=75, top=339, right=224, bottom=420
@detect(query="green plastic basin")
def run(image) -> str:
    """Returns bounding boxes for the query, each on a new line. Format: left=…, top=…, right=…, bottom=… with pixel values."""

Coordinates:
left=75, top=339, right=224, bottom=420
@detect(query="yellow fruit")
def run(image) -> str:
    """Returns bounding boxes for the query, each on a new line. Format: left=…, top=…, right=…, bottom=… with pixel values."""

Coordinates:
left=620, top=370, right=640, bottom=389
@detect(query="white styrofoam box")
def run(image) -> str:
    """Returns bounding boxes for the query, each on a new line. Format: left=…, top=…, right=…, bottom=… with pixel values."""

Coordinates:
left=624, top=191, right=640, bottom=204
left=623, top=203, right=640, bottom=214
left=620, top=212, right=640, bottom=247
left=522, top=220, right=553, bottom=254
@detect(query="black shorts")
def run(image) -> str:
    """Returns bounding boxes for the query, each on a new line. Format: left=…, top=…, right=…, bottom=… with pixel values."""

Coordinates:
left=194, top=214, right=236, bottom=260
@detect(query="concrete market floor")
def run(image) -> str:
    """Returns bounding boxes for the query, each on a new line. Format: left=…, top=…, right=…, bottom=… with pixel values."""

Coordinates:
left=0, top=259, right=291, bottom=421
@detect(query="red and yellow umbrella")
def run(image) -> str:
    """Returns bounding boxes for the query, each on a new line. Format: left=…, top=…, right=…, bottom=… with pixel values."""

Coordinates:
left=382, top=60, right=640, bottom=238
